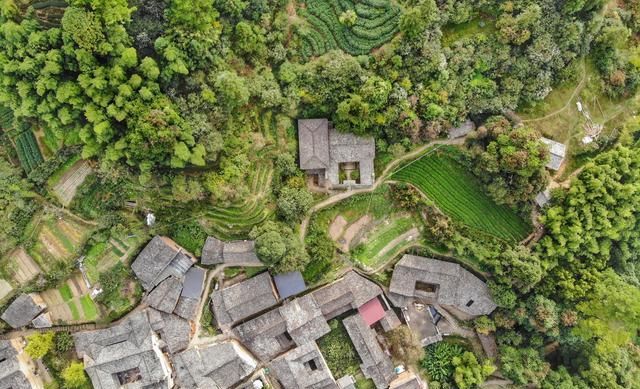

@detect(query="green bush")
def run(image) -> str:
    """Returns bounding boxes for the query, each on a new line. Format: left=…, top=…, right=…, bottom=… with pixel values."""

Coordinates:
left=421, top=341, right=465, bottom=383
left=170, top=221, right=207, bottom=256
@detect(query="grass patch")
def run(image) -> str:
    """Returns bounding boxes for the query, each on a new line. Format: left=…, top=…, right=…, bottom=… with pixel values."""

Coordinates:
left=111, top=246, right=125, bottom=257
left=355, top=378, right=376, bottom=389
left=67, top=301, right=80, bottom=321
left=80, top=295, right=98, bottom=320
left=58, top=284, right=73, bottom=302
left=391, top=146, right=530, bottom=242
left=352, top=216, right=416, bottom=265
left=317, top=319, right=361, bottom=378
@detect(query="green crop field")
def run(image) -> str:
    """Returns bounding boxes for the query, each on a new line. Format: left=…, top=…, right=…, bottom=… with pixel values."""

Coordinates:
left=80, top=295, right=98, bottom=320
left=14, top=130, right=43, bottom=173
left=353, top=216, right=416, bottom=265
left=297, top=0, right=400, bottom=58
left=391, top=147, right=530, bottom=242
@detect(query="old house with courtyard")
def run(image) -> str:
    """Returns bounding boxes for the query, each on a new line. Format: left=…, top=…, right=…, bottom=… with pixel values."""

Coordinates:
left=389, top=255, right=497, bottom=321
left=298, top=119, right=375, bottom=189
left=269, top=342, right=337, bottom=389
left=172, top=341, right=257, bottom=388
left=73, top=311, right=174, bottom=389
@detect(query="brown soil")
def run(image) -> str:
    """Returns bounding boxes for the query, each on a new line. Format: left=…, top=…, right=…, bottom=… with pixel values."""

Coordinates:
left=341, top=215, right=372, bottom=252
left=39, top=227, right=70, bottom=260
left=57, top=219, right=84, bottom=245
left=9, top=247, right=42, bottom=285
left=53, top=160, right=92, bottom=206
left=328, top=216, right=348, bottom=241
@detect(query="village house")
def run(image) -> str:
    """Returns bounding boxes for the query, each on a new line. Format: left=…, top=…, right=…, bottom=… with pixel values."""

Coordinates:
left=0, top=340, right=43, bottom=389
left=389, top=372, right=427, bottom=389
left=200, top=236, right=261, bottom=266
left=540, top=137, right=567, bottom=171
left=388, top=255, right=497, bottom=321
left=298, top=119, right=375, bottom=189
left=0, top=293, right=49, bottom=329
left=132, top=236, right=205, bottom=321
left=269, top=342, right=337, bottom=389
left=211, top=272, right=279, bottom=330
left=172, top=341, right=257, bottom=389
left=73, top=311, right=174, bottom=389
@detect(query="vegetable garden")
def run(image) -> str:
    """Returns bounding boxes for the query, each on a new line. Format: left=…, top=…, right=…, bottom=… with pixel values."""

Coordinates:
left=14, top=130, right=44, bottom=173
left=391, top=147, right=530, bottom=242
left=297, top=0, right=400, bottom=58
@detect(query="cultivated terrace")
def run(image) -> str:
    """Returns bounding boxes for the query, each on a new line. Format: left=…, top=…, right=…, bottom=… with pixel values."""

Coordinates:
left=1, top=0, right=640, bottom=388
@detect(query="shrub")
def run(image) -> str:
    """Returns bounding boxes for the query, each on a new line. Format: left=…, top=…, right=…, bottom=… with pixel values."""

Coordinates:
left=421, top=341, right=465, bottom=383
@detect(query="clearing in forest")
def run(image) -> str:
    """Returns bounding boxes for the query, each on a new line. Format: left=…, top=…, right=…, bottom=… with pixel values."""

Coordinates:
left=297, top=0, right=400, bottom=58
left=391, top=146, right=530, bottom=242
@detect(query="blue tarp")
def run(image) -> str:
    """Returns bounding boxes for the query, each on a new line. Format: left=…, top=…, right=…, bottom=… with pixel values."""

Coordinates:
left=273, top=271, right=306, bottom=300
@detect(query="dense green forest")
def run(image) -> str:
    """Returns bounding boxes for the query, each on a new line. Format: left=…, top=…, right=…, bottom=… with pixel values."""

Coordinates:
left=2, top=0, right=640, bottom=387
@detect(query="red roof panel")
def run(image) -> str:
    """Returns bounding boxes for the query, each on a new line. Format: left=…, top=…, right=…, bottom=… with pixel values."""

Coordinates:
left=358, top=297, right=386, bottom=326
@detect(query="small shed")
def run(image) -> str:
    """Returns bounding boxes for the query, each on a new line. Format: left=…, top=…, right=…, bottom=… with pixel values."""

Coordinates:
left=1, top=294, right=45, bottom=329
left=273, top=271, right=306, bottom=300
left=358, top=297, right=386, bottom=327
left=540, top=137, right=567, bottom=171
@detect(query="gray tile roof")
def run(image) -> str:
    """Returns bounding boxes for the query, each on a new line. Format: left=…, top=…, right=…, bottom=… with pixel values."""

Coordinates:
left=234, top=294, right=330, bottom=362
left=311, top=271, right=383, bottom=320
left=336, top=375, right=356, bottom=389
left=343, top=315, right=395, bottom=389
left=1, top=294, right=45, bottom=328
left=270, top=342, right=337, bottom=389
left=535, top=189, right=551, bottom=208
left=73, top=311, right=171, bottom=389
left=223, top=240, right=260, bottom=264
left=211, top=272, right=278, bottom=328
left=326, top=129, right=375, bottom=186
left=298, top=119, right=331, bottom=170
left=0, top=341, right=32, bottom=389
left=540, top=137, right=566, bottom=171
left=131, top=236, right=196, bottom=291
left=148, top=308, right=191, bottom=354
left=173, top=297, right=200, bottom=321
left=201, top=236, right=224, bottom=265
left=388, top=255, right=497, bottom=317
left=298, top=120, right=375, bottom=187
left=145, top=276, right=182, bottom=314
left=173, top=342, right=257, bottom=389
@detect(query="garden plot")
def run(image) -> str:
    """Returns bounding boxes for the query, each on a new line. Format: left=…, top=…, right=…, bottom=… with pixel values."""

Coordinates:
left=0, top=280, right=13, bottom=302
left=351, top=216, right=421, bottom=269
left=3, top=247, right=42, bottom=285
left=83, top=232, right=145, bottom=284
left=51, top=159, right=93, bottom=206
left=391, top=146, right=530, bottom=242
left=40, top=273, right=99, bottom=324
left=29, top=216, right=93, bottom=269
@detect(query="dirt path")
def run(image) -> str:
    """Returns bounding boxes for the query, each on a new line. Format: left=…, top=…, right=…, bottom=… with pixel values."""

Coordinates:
left=340, top=215, right=372, bottom=251
left=299, top=137, right=466, bottom=241
left=328, top=216, right=348, bottom=241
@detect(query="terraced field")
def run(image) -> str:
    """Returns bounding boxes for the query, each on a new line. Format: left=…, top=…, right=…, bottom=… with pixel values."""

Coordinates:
left=201, top=163, right=273, bottom=240
left=353, top=216, right=418, bottom=267
left=297, top=0, right=400, bottom=58
left=28, top=216, right=94, bottom=268
left=51, top=159, right=93, bottom=206
left=391, top=147, right=530, bottom=242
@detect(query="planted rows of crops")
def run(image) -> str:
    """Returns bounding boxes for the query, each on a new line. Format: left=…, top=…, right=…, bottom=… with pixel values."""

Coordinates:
left=298, top=0, right=400, bottom=58
left=392, top=148, right=529, bottom=242
left=14, top=130, right=44, bottom=172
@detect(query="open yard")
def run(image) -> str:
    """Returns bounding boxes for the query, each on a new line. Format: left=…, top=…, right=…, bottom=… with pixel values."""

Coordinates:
left=317, top=319, right=362, bottom=378
left=391, top=146, right=530, bottom=242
